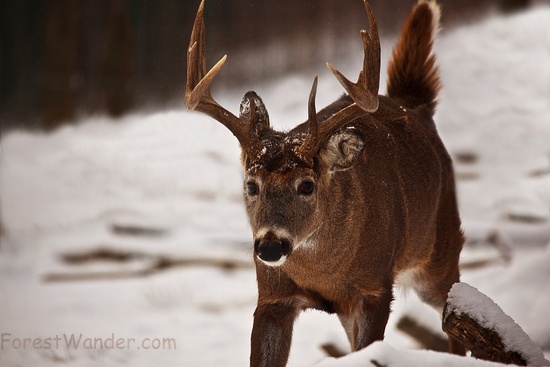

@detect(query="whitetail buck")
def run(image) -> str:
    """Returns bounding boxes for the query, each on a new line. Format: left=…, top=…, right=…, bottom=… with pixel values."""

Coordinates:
left=186, top=0, right=465, bottom=365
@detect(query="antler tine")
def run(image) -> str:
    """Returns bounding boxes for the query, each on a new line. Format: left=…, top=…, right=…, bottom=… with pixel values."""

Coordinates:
left=308, top=76, right=319, bottom=137
left=296, top=1, right=379, bottom=165
left=186, top=0, right=219, bottom=111
left=361, top=0, right=380, bottom=101
left=325, top=0, right=380, bottom=113
left=185, top=1, right=262, bottom=157
left=295, top=76, right=319, bottom=164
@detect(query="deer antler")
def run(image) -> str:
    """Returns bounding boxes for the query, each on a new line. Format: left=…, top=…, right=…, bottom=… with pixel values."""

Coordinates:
left=294, top=76, right=320, bottom=164
left=186, top=0, right=263, bottom=158
left=326, top=0, right=380, bottom=113
left=296, top=0, right=380, bottom=164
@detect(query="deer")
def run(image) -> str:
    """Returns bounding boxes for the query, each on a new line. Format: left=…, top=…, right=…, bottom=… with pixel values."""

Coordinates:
left=185, top=0, right=466, bottom=365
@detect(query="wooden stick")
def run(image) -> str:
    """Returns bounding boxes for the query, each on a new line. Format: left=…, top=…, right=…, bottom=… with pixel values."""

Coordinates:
left=396, top=315, right=448, bottom=352
left=43, top=248, right=254, bottom=283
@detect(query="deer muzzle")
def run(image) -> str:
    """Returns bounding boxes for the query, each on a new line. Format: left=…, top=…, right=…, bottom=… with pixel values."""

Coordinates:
left=254, top=231, right=292, bottom=266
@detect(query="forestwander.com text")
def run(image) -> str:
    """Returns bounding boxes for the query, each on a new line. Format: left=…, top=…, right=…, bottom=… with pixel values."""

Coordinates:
left=1, top=333, right=177, bottom=351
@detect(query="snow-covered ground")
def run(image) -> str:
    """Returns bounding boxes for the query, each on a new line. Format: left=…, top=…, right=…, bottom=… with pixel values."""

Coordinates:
left=1, top=5, right=550, bottom=367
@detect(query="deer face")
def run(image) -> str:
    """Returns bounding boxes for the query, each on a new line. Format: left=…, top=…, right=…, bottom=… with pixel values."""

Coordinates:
left=244, top=166, right=319, bottom=266
left=239, top=92, right=365, bottom=266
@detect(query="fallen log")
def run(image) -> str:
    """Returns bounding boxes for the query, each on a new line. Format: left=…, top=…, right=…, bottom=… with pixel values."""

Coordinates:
left=443, top=282, right=549, bottom=366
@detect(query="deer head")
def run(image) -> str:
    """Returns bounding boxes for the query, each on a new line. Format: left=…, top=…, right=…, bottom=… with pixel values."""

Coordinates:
left=186, top=0, right=380, bottom=266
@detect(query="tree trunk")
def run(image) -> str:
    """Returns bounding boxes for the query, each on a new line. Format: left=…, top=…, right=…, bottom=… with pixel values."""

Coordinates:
left=43, top=0, right=79, bottom=130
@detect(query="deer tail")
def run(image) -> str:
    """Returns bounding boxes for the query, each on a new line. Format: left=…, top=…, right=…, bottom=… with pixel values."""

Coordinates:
left=386, top=0, right=441, bottom=115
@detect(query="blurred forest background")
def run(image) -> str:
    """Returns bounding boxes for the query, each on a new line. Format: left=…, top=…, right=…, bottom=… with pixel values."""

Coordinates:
left=0, top=0, right=537, bottom=131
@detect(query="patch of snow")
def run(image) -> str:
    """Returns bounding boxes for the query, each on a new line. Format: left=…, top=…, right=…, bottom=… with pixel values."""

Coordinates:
left=315, top=341, right=507, bottom=367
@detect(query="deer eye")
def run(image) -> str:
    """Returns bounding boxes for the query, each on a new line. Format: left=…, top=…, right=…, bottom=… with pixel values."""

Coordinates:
left=297, top=180, right=315, bottom=196
left=246, top=181, right=259, bottom=196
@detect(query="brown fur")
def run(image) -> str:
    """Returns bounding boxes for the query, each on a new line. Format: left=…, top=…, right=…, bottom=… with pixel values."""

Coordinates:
left=387, top=0, right=441, bottom=114
left=185, top=1, right=465, bottom=366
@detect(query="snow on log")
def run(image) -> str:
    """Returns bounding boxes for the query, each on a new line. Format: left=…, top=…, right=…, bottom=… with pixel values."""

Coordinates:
left=443, top=282, right=549, bottom=366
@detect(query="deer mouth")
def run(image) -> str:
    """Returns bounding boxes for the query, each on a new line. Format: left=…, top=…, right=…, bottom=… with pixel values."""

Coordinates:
left=254, top=237, right=292, bottom=266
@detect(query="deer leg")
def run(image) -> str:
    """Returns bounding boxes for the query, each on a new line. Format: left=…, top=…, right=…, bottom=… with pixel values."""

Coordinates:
left=338, top=314, right=354, bottom=346
left=414, top=194, right=466, bottom=355
left=413, top=267, right=466, bottom=356
left=341, top=288, right=393, bottom=352
left=250, top=302, right=299, bottom=367
left=448, top=334, right=466, bottom=355
left=414, top=260, right=466, bottom=356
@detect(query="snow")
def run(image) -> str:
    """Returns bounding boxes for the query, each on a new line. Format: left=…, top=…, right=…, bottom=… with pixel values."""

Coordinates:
left=1, top=5, right=550, bottom=367
left=315, top=341, right=507, bottom=367
left=446, top=282, right=549, bottom=366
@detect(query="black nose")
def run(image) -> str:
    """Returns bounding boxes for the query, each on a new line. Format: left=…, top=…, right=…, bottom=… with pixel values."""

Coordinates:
left=254, top=239, right=291, bottom=262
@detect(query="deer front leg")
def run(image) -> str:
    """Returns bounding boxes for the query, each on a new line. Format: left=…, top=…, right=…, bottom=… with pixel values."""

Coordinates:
left=250, top=301, right=298, bottom=367
left=339, top=288, right=393, bottom=351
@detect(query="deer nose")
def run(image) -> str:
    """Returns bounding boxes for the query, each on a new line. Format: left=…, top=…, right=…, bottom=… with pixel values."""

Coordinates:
left=254, top=239, right=291, bottom=263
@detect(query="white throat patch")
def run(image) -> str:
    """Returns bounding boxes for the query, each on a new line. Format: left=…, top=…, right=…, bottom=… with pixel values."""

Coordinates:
left=293, top=236, right=317, bottom=251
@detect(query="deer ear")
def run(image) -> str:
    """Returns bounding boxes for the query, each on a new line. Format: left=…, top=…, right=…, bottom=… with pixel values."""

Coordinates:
left=239, top=91, right=270, bottom=131
left=320, top=129, right=365, bottom=172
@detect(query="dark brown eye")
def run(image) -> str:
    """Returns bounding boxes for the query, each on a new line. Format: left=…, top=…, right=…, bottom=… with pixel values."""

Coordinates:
left=298, top=180, right=315, bottom=196
left=246, top=181, right=259, bottom=196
